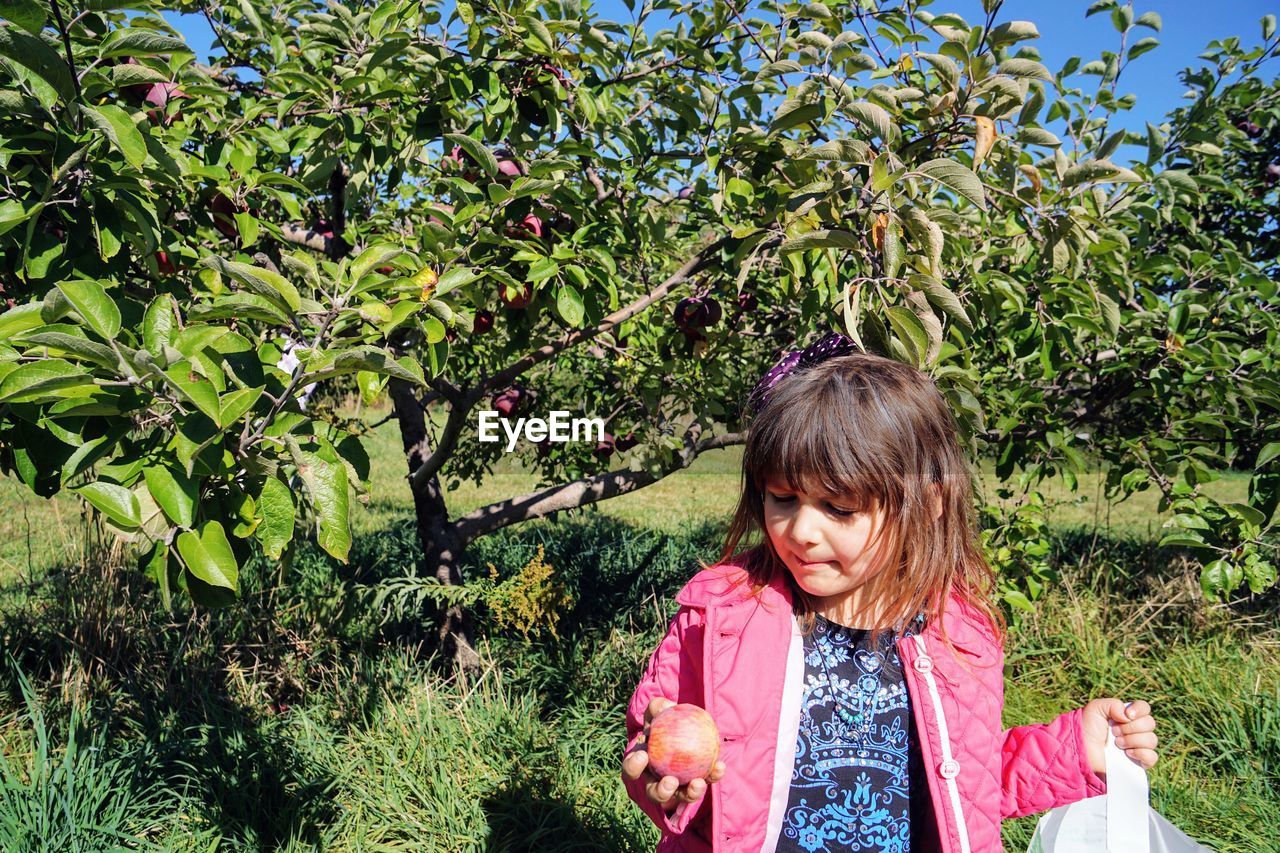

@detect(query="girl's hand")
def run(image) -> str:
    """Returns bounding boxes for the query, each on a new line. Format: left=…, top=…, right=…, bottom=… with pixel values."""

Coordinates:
left=621, top=697, right=726, bottom=813
left=1082, top=698, right=1159, bottom=780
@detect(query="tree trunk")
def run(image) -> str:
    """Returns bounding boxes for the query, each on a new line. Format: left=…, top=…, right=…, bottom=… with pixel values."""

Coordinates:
left=387, top=377, right=481, bottom=675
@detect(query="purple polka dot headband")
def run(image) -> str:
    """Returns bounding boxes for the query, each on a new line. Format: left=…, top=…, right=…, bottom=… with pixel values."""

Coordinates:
left=747, top=331, right=859, bottom=416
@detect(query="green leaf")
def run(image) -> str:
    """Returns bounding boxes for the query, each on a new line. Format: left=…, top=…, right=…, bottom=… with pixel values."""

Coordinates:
left=1256, top=442, right=1280, bottom=469
left=19, top=331, right=117, bottom=369
left=0, top=23, right=76, bottom=103
left=435, top=266, right=482, bottom=298
left=988, top=20, right=1040, bottom=44
left=1127, top=37, right=1159, bottom=61
left=143, top=465, right=199, bottom=528
left=444, top=133, right=498, bottom=178
left=165, top=365, right=221, bottom=421
left=0, top=0, right=48, bottom=34
left=771, top=98, right=825, bottom=133
left=779, top=229, right=861, bottom=255
left=911, top=274, right=973, bottom=333
left=143, top=293, right=176, bottom=355
left=1264, top=14, right=1277, bottom=41
left=840, top=101, right=895, bottom=142
left=303, top=345, right=426, bottom=386
left=143, top=541, right=173, bottom=610
left=256, top=476, right=295, bottom=560
left=349, top=243, right=404, bottom=282
left=295, top=451, right=351, bottom=563
left=58, top=280, right=122, bottom=339
left=517, top=14, right=555, bottom=53
left=0, top=302, right=47, bottom=341
left=77, top=481, right=142, bottom=529
left=882, top=217, right=902, bottom=279
left=0, top=198, right=34, bottom=238
left=98, top=27, right=192, bottom=59
left=82, top=104, right=147, bottom=170
left=108, top=61, right=169, bottom=89
left=217, top=386, right=262, bottom=428
left=176, top=520, right=239, bottom=593
left=556, top=284, right=585, bottom=327
left=886, top=305, right=930, bottom=366
left=998, top=58, right=1052, bottom=81
left=1135, top=11, right=1162, bottom=32
left=1199, top=559, right=1241, bottom=599
left=1061, top=159, right=1142, bottom=187
left=917, top=159, right=987, bottom=210
left=199, top=256, right=301, bottom=313
left=0, top=359, right=93, bottom=402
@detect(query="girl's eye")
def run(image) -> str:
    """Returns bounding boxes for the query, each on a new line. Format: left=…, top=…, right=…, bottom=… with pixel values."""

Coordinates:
left=768, top=493, right=857, bottom=517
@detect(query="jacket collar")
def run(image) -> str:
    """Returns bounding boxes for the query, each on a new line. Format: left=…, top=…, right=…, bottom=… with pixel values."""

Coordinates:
left=674, top=561, right=788, bottom=609
left=675, top=561, right=996, bottom=656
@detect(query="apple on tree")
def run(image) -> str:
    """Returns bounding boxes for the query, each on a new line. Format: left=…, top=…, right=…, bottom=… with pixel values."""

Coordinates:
left=493, top=386, right=529, bottom=418
left=472, top=309, right=494, bottom=334
left=209, top=193, right=247, bottom=240
left=500, top=282, right=533, bottom=309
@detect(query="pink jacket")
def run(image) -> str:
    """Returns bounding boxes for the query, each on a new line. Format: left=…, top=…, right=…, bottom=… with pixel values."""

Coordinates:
left=623, top=562, right=1107, bottom=852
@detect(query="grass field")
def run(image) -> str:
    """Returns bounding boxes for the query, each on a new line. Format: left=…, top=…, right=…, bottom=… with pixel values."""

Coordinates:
left=0, top=406, right=1274, bottom=851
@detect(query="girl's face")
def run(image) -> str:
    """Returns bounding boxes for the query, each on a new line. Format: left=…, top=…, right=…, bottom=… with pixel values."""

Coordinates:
left=762, top=477, right=898, bottom=627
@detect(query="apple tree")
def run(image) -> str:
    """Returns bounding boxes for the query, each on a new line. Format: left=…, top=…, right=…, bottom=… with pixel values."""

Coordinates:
left=1, top=0, right=1278, bottom=670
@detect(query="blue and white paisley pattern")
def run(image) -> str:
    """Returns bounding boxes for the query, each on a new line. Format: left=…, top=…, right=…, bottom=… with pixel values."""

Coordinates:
left=776, top=612, right=928, bottom=853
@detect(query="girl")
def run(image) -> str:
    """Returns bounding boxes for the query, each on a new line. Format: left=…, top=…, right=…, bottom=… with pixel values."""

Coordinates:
left=620, top=333, right=1159, bottom=852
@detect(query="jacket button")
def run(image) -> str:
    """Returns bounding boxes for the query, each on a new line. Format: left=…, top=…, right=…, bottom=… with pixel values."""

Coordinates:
left=913, top=655, right=933, bottom=673
left=938, top=759, right=960, bottom=779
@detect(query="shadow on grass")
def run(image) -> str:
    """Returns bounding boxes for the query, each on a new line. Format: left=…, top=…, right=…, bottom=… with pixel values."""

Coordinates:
left=479, top=770, right=648, bottom=853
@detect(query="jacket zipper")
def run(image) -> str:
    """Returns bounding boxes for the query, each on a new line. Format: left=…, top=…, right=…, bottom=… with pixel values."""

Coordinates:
left=911, top=633, right=972, bottom=853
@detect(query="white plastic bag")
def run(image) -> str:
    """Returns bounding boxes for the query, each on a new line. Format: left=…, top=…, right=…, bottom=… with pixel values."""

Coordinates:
left=1027, top=712, right=1214, bottom=852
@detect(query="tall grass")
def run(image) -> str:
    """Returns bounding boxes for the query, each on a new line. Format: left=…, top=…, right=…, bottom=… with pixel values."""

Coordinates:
left=0, top=510, right=1276, bottom=850
left=0, top=667, right=162, bottom=851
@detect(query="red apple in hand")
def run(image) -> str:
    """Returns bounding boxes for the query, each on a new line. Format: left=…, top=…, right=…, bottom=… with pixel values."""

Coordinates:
left=646, top=704, right=721, bottom=785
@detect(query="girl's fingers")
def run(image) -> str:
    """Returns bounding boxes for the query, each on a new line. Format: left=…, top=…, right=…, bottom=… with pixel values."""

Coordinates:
left=1115, top=732, right=1158, bottom=750
left=647, top=774, right=680, bottom=805
left=682, top=777, right=707, bottom=802
left=645, top=697, right=676, bottom=723
left=621, top=748, right=649, bottom=780
left=1124, top=700, right=1152, bottom=720
left=1112, top=716, right=1157, bottom=737
left=1124, top=747, right=1158, bottom=769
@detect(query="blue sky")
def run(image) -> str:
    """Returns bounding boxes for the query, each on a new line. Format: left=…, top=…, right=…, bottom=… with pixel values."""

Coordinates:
left=164, top=0, right=1277, bottom=159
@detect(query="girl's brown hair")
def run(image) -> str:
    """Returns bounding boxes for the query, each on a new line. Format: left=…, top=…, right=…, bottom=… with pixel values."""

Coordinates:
left=712, top=349, right=1006, bottom=661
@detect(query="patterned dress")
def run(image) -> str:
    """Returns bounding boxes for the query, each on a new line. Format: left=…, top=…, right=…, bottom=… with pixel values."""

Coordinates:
left=775, top=611, right=929, bottom=853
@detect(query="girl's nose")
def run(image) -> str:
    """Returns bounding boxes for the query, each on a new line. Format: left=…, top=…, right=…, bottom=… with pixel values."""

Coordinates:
left=789, top=502, right=824, bottom=548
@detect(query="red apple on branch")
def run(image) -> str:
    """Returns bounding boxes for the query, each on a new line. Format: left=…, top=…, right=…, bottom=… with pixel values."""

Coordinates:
left=472, top=310, right=494, bottom=334
left=506, top=213, right=545, bottom=240
left=209, top=193, right=246, bottom=240
left=493, top=387, right=528, bottom=417
left=500, top=283, right=533, bottom=309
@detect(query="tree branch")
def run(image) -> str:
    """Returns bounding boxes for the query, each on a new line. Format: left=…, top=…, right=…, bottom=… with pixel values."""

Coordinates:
left=453, top=424, right=744, bottom=543
left=408, top=233, right=771, bottom=489
left=48, top=0, right=84, bottom=113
